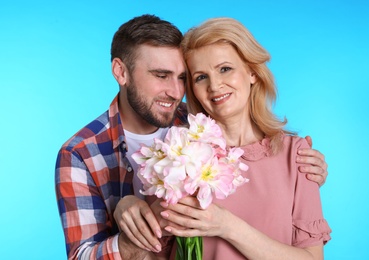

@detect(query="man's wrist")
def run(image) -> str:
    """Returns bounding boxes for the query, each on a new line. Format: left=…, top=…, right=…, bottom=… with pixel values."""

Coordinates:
left=118, top=232, right=153, bottom=260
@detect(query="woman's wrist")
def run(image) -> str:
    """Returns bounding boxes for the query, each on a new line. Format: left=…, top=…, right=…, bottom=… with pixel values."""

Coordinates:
left=220, top=209, right=249, bottom=245
left=218, top=208, right=237, bottom=240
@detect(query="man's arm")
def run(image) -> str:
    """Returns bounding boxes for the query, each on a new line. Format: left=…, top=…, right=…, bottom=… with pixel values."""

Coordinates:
left=55, top=149, right=152, bottom=259
left=298, top=136, right=328, bottom=186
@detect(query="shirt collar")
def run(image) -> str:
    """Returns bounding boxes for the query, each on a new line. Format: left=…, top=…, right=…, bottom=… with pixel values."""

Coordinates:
left=108, top=94, right=125, bottom=149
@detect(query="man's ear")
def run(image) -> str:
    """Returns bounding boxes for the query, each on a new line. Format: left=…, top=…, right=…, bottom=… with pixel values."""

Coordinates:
left=112, top=58, right=129, bottom=86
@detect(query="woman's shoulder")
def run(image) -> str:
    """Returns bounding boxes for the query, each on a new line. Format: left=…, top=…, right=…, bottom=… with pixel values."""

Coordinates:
left=282, top=134, right=311, bottom=150
left=238, top=137, right=272, bottom=161
left=239, top=134, right=310, bottom=161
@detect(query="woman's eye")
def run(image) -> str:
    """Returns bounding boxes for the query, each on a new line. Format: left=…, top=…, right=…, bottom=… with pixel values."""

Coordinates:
left=220, top=67, right=232, bottom=73
left=194, top=74, right=207, bottom=83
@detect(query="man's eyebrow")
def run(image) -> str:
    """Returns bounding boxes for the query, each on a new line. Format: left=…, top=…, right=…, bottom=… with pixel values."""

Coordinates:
left=148, top=69, right=173, bottom=74
left=148, top=69, right=186, bottom=79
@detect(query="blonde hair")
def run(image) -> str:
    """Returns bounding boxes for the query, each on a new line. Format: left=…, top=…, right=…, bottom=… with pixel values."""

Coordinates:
left=181, top=17, right=295, bottom=154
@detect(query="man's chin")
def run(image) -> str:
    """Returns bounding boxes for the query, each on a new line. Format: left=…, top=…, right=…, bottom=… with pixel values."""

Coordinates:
left=151, top=112, right=175, bottom=128
left=155, top=118, right=174, bottom=128
left=143, top=113, right=174, bottom=128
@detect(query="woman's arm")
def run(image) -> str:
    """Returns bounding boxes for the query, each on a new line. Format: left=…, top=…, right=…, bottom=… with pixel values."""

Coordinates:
left=160, top=197, right=323, bottom=260
left=219, top=207, right=323, bottom=260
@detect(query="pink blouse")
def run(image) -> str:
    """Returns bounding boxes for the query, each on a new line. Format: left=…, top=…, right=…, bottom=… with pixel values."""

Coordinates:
left=202, top=135, right=331, bottom=259
left=163, top=135, right=331, bottom=259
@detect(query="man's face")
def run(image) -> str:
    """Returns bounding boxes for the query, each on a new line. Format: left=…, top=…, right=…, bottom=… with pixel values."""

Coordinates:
left=126, top=45, right=186, bottom=129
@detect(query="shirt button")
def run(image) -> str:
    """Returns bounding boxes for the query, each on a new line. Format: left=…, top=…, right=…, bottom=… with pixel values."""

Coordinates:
left=127, top=166, right=132, bottom=172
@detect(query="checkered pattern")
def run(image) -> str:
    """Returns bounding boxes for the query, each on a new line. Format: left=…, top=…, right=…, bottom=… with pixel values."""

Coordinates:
left=55, top=94, right=188, bottom=259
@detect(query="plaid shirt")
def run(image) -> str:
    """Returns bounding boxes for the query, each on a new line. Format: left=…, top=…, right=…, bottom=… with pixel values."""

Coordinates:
left=55, top=94, right=188, bottom=259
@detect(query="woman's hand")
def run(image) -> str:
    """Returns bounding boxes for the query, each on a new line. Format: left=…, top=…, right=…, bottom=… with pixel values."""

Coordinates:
left=160, top=196, right=324, bottom=260
left=160, top=196, right=230, bottom=239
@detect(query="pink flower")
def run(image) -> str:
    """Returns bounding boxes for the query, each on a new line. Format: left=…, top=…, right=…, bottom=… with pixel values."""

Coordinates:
left=187, top=113, right=226, bottom=150
left=222, top=147, right=250, bottom=192
left=132, top=113, right=249, bottom=209
left=184, top=156, right=235, bottom=209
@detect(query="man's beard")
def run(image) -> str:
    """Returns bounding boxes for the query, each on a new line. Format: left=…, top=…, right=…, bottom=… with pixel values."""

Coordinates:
left=127, top=82, right=177, bottom=128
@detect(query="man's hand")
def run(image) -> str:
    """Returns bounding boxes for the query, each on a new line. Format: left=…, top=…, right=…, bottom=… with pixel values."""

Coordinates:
left=114, top=195, right=162, bottom=253
left=118, top=231, right=157, bottom=260
left=297, top=136, right=328, bottom=186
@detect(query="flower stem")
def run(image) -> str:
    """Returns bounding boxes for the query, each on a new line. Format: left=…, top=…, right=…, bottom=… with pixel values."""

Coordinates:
left=176, top=236, right=203, bottom=260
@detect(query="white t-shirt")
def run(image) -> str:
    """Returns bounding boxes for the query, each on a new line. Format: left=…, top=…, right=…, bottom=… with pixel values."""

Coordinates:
left=124, top=127, right=169, bottom=199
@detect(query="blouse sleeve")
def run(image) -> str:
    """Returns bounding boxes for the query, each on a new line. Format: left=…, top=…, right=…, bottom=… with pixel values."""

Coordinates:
left=291, top=137, right=332, bottom=247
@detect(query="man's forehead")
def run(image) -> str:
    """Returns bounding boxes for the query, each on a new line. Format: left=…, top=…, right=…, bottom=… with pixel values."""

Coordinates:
left=136, top=44, right=186, bottom=72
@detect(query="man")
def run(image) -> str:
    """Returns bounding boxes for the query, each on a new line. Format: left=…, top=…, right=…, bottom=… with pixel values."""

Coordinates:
left=55, top=14, right=328, bottom=259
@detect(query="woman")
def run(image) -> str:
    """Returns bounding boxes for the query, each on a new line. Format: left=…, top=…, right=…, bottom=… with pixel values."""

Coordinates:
left=159, top=17, right=331, bottom=259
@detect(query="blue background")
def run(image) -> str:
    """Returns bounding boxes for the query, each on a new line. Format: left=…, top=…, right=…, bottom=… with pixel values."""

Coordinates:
left=1, top=0, right=368, bottom=259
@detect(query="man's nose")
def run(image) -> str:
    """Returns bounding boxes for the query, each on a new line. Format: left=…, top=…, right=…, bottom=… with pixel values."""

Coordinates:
left=166, top=78, right=185, bottom=100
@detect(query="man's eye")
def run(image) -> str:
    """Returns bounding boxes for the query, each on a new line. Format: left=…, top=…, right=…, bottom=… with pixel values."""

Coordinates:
left=179, top=75, right=187, bottom=83
left=157, top=74, right=167, bottom=79
left=194, top=75, right=207, bottom=83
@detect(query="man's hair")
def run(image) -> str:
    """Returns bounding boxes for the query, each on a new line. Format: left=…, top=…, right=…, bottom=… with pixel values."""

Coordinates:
left=111, top=14, right=183, bottom=72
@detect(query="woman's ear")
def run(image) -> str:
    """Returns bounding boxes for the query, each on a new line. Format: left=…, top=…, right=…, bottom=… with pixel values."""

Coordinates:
left=250, top=72, right=257, bottom=85
left=112, top=58, right=129, bottom=86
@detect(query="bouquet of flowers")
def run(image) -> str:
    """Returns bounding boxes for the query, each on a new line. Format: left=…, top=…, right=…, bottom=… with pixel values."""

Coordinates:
left=132, top=113, right=249, bottom=260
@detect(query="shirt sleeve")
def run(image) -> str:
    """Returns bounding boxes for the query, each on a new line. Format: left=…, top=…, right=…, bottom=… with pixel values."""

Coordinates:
left=291, top=138, right=332, bottom=247
left=55, top=148, right=121, bottom=260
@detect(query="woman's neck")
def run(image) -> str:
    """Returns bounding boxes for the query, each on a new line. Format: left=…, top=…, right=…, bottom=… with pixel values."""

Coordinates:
left=216, top=115, right=264, bottom=147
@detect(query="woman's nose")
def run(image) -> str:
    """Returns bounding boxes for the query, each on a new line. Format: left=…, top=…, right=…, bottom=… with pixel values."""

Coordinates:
left=208, top=77, right=221, bottom=92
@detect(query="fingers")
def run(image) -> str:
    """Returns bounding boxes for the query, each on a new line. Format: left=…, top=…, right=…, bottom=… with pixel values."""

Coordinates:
left=164, top=225, right=200, bottom=237
left=126, top=208, right=162, bottom=252
left=114, top=197, right=162, bottom=252
left=140, top=205, right=163, bottom=239
left=297, top=149, right=327, bottom=171
left=119, top=219, right=153, bottom=251
left=305, top=173, right=326, bottom=187
left=297, top=148, right=328, bottom=187
left=160, top=200, right=214, bottom=237
left=161, top=200, right=201, bottom=221
left=160, top=209, right=197, bottom=228
left=160, top=210, right=202, bottom=237
left=304, top=135, right=313, bottom=147
left=177, top=196, right=201, bottom=208
left=298, top=148, right=325, bottom=163
left=160, top=201, right=228, bottom=239
left=298, top=164, right=328, bottom=187
left=160, top=202, right=199, bottom=225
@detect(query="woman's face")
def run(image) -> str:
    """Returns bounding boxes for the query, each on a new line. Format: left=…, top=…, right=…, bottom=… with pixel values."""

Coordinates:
left=186, top=43, right=256, bottom=122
